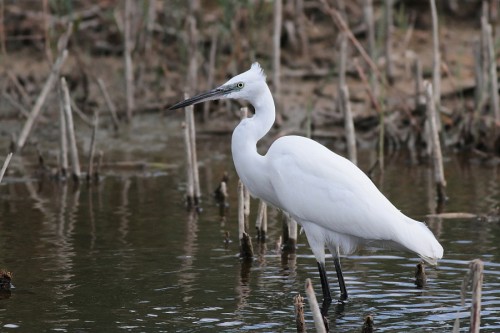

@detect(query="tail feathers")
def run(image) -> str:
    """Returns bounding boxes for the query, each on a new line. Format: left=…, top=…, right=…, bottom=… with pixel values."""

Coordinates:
left=399, top=218, right=443, bottom=265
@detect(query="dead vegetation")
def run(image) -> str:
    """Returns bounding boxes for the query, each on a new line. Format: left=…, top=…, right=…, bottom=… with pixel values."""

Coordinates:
left=0, top=0, right=499, bottom=170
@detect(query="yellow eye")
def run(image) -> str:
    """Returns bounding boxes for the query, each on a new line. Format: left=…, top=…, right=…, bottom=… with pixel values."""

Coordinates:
left=237, top=82, right=244, bottom=89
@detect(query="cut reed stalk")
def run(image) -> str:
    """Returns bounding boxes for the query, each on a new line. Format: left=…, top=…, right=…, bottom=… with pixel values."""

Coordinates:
left=124, top=0, right=135, bottom=121
left=183, top=116, right=194, bottom=207
left=273, top=0, right=283, bottom=124
left=340, top=85, right=357, bottom=165
left=187, top=95, right=200, bottom=205
left=361, top=315, right=374, bottom=333
left=469, top=259, right=483, bottom=333
left=294, top=294, right=306, bottom=333
left=430, top=0, right=441, bottom=131
left=305, top=278, right=327, bottom=333
left=282, top=213, right=297, bottom=252
left=454, top=258, right=484, bottom=333
left=86, top=110, right=99, bottom=183
left=238, top=179, right=253, bottom=259
left=58, top=85, right=68, bottom=179
left=424, top=82, right=446, bottom=202
left=485, top=21, right=500, bottom=123
left=255, top=200, right=267, bottom=241
left=61, top=77, right=81, bottom=182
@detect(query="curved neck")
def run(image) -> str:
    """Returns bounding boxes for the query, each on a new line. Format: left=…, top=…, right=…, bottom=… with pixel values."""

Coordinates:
left=231, top=83, right=275, bottom=197
left=248, top=85, right=276, bottom=142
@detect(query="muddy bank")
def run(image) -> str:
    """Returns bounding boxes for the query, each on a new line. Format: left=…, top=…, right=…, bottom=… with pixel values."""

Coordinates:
left=0, top=0, right=499, bottom=174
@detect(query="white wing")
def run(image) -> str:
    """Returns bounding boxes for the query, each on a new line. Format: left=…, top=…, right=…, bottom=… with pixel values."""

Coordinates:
left=264, top=136, right=413, bottom=242
left=240, top=135, right=442, bottom=261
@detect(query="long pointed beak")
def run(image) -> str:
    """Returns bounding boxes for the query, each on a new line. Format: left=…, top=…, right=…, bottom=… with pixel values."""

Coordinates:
left=169, top=85, right=232, bottom=110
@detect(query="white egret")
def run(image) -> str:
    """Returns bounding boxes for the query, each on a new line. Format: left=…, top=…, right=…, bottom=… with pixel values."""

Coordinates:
left=170, top=63, right=443, bottom=314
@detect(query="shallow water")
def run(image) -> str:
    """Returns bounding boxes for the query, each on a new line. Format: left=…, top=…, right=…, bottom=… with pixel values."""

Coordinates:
left=0, top=122, right=499, bottom=332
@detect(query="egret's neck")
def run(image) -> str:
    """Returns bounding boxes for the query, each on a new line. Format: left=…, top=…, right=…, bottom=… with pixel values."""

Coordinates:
left=249, top=85, right=276, bottom=141
left=231, top=84, right=275, bottom=197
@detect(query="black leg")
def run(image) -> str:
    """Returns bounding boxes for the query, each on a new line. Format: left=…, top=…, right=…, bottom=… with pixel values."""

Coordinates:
left=317, top=261, right=332, bottom=315
left=333, top=256, right=348, bottom=301
left=317, top=261, right=332, bottom=332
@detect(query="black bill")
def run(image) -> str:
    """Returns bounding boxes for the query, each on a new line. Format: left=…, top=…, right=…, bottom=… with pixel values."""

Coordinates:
left=169, top=85, right=232, bottom=110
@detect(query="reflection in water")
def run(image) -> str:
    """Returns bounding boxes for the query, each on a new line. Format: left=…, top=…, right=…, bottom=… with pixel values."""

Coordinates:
left=0, top=149, right=500, bottom=332
left=117, top=178, right=131, bottom=245
left=236, top=259, right=252, bottom=315
left=178, top=211, right=199, bottom=302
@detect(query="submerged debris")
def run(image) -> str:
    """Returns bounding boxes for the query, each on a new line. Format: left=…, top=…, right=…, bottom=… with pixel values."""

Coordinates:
left=361, top=314, right=374, bottom=333
left=0, top=270, right=13, bottom=291
left=415, top=262, right=427, bottom=288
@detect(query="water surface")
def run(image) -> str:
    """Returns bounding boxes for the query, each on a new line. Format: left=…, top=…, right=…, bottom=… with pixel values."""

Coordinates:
left=0, top=124, right=499, bottom=332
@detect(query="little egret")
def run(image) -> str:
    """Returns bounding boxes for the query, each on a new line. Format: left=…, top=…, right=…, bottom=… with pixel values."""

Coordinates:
left=170, top=63, right=443, bottom=314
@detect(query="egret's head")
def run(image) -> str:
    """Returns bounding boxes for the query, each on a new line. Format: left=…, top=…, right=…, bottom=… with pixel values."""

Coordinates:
left=169, top=63, right=266, bottom=110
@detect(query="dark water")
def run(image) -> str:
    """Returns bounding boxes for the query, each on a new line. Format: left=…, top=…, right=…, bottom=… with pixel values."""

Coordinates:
left=1, top=120, right=499, bottom=332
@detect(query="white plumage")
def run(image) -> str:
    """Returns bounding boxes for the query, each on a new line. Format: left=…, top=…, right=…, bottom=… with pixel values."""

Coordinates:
left=170, top=62, right=443, bottom=308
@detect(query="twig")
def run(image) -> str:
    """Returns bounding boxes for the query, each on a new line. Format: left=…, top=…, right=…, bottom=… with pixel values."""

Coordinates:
left=305, top=278, right=326, bottom=333
left=2, top=92, right=30, bottom=118
left=96, top=78, right=119, bottom=130
left=16, top=50, right=68, bottom=151
left=319, top=0, right=384, bottom=85
left=424, top=82, right=446, bottom=202
left=353, top=58, right=384, bottom=171
left=70, top=98, right=93, bottom=126
left=0, top=152, right=13, bottom=184
left=61, top=77, right=81, bottom=182
left=6, top=71, right=32, bottom=107
left=353, top=58, right=382, bottom=114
